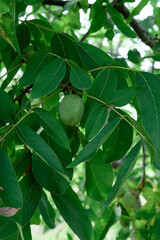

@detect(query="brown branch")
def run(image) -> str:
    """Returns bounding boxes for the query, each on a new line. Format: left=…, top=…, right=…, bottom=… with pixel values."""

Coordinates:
left=113, top=4, right=159, bottom=48
left=43, top=0, right=66, bottom=6
left=80, top=30, right=90, bottom=42
left=12, top=84, right=33, bottom=103
left=43, top=0, right=159, bottom=50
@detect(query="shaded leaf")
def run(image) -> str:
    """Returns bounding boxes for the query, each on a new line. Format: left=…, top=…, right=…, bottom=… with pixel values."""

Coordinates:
left=0, top=87, right=15, bottom=123
left=52, top=187, right=93, bottom=240
left=128, top=49, right=141, bottom=64
left=34, top=108, right=70, bottom=150
left=32, top=153, right=70, bottom=194
left=31, top=58, right=66, bottom=99
left=20, top=173, right=42, bottom=226
left=19, top=51, right=49, bottom=87
left=16, top=23, right=31, bottom=51
left=0, top=173, right=41, bottom=239
left=88, top=68, right=117, bottom=102
left=51, top=32, right=83, bottom=68
left=90, top=2, right=106, bottom=33
left=68, top=118, right=121, bottom=168
left=103, top=141, right=141, bottom=209
left=6, top=223, right=32, bottom=240
left=1, top=55, right=22, bottom=89
left=70, top=67, right=92, bottom=89
left=0, top=147, right=23, bottom=223
left=38, top=191, right=55, bottom=229
left=15, top=124, right=68, bottom=180
left=85, top=104, right=108, bottom=141
left=103, top=110, right=133, bottom=163
left=135, top=72, right=160, bottom=168
left=40, top=130, right=73, bottom=180
left=86, top=150, right=113, bottom=202
left=13, top=150, right=31, bottom=179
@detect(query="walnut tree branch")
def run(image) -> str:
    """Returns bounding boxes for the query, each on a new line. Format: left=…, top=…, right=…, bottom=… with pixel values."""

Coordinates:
left=12, top=84, right=33, bottom=103
left=113, top=4, right=159, bottom=48
left=43, top=0, right=159, bottom=49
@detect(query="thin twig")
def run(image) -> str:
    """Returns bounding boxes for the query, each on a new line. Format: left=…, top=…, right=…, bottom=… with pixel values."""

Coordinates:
left=12, top=84, right=33, bottom=103
left=80, top=30, right=89, bottom=42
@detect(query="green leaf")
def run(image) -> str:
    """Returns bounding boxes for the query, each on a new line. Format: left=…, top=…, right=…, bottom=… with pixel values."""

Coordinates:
left=1, top=55, right=22, bottom=89
left=127, top=0, right=150, bottom=23
left=108, top=87, right=137, bottom=107
left=155, top=8, right=160, bottom=30
left=103, top=110, right=133, bottom=163
left=68, top=118, right=121, bottom=168
left=105, top=29, right=114, bottom=41
left=103, top=141, right=141, bottom=209
left=0, top=172, right=40, bottom=240
left=94, top=205, right=115, bottom=240
left=68, top=4, right=81, bottom=29
left=34, top=108, right=70, bottom=150
left=70, top=67, right=92, bottom=90
left=6, top=222, right=32, bottom=240
left=77, top=42, right=114, bottom=76
left=86, top=150, right=113, bottom=202
left=88, top=68, right=117, bottom=102
left=0, top=1, right=9, bottom=14
left=128, top=49, right=141, bottom=64
left=16, top=23, right=31, bottom=51
left=19, top=51, right=49, bottom=87
left=135, top=72, right=160, bottom=168
left=31, top=58, right=66, bottom=99
left=26, top=19, right=53, bottom=49
left=52, top=187, right=93, bottom=240
left=107, top=3, right=136, bottom=38
left=20, top=173, right=42, bottom=226
left=151, top=211, right=160, bottom=239
left=40, top=130, right=73, bottom=180
left=38, top=191, right=55, bottom=229
left=0, top=87, right=15, bottom=123
left=13, top=150, right=31, bottom=179
left=0, top=14, right=24, bottom=59
left=85, top=104, right=108, bottom=141
left=0, top=147, right=23, bottom=223
left=90, top=3, right=106, bottom=33
left=51, top=32, right=83, bottom=68
left=42, top=89, right=59, bottom=111
left=32, top=153, right=70, bottom=194
left=15, top=124, right=68, bottom=180
left=0, top=216, right=18, bottom=239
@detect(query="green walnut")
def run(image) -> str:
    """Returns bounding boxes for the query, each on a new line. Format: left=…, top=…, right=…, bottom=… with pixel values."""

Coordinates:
left=59, top=94, right=84, bottom=127
left=122, top=192, right=136, bottom=209
left=117, top=184, right=128, bottom=198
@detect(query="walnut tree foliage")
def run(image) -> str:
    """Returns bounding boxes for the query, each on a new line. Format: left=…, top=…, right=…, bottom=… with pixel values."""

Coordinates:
left=0, top=0, right=160, bottom=239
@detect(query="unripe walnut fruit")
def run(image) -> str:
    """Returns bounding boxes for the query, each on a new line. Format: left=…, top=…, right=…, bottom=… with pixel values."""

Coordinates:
left=117, top=184, right=128, bottom=198
left=122, top=192, right=136, bottom=209
left=59, top=94, right=84, bottom=127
